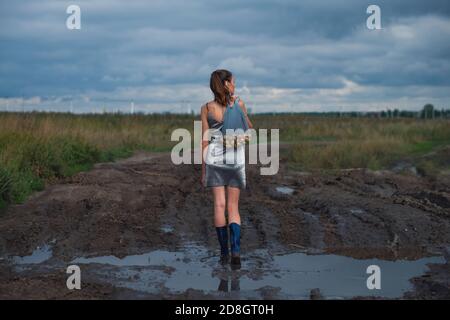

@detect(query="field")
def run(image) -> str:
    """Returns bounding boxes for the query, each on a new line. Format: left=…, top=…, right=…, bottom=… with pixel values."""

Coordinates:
left=0, top=111, right=449, bottom=299
left=1, top=111, right=449, bottom=209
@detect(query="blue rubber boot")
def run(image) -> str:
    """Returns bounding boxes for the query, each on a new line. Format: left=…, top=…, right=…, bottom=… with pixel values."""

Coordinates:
left=215, top=226, right=229, bottom=264
left=229, top=222, right=241, bottom=270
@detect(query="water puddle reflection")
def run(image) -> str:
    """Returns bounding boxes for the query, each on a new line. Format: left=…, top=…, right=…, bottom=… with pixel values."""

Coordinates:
left=69, top=244, right=444, bottom=299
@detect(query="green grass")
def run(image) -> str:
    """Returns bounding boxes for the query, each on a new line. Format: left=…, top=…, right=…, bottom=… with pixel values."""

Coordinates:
left=0, top=111, right=449, bottom=209
left=279, top=118, right=450, bottom=172
left=407, top=140, right=449, bottom=155
left=0, top=112, right=190, bottom=209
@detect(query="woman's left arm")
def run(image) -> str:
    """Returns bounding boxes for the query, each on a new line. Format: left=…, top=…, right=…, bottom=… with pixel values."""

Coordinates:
left=238, top=98, right=254, bottom=129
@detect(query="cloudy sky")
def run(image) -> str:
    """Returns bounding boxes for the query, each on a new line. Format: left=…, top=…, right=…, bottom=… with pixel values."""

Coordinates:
left=1, top=0, right=450, bottom=113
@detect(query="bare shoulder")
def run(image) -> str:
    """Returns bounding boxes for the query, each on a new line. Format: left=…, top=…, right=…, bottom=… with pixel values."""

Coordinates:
left=201, top=101, right=212, bottom=113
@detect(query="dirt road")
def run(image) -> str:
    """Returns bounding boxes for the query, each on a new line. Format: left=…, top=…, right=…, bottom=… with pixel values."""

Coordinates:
left=0, top=148, right=449, bottom=299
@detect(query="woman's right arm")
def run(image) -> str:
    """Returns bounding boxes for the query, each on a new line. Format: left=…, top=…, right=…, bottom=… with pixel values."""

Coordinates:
left=200, top=104, right=209, bottom=186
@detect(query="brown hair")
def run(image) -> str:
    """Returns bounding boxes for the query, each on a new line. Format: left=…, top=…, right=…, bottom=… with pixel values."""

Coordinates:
left=210, top=69, right=233, bottom=107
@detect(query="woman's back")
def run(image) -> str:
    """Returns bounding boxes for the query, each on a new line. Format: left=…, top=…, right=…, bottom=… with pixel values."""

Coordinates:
left=213, top=97, right=249, bottom=133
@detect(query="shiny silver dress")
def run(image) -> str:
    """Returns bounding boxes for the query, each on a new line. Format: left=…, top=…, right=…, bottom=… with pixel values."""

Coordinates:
left=204, top=111, right=246, bottom=189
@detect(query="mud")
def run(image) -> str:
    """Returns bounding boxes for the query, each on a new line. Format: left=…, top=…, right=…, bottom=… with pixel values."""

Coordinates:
left=0, top=147, right=449, bottom=299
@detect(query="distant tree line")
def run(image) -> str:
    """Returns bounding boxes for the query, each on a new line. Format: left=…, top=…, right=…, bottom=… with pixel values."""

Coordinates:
left=374, top=104, right=449, bottom=119
left=257, top=104, right=450, bottom=119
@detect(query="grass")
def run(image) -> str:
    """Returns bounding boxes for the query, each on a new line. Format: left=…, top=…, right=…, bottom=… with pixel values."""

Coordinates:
left=0, top=111, right=190, bottom=209
left=279, top=117, right=450, bottom=172
left=0, top=111, right=449, bottom=209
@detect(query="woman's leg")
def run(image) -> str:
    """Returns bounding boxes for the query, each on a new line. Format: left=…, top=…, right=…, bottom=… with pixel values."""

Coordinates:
left=227, top=186, right=242, bottom=269
left=212, top=186, right=229, bottom=264
left=226, top=186, right=241, bottom=225
left=212, top=186, right=226, bottom=227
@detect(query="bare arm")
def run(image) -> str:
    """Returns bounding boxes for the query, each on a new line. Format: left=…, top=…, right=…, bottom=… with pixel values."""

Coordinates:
left=200, top=103, right=210, bottom=153
left=200, top=104, right=209, bottom=186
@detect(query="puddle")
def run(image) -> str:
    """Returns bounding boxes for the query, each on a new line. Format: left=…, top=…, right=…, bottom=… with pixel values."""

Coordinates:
left=160, top=225, right=174, bottom=233
left=69, top=244, right=445, bottom=299
left=391, top=161, right=419, bottom=176
left=249, top=252, right=445, bottom=298
left=71, top=244, right=217, bottom=294
left=4, top=242, right=444, bottom=299
left=11, top=244, right=53, bottom=265
left=275, top=186, right=295, bottom=195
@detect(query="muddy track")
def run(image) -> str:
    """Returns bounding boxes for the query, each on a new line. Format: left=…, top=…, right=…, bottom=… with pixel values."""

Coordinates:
left=0, top=149, right=449, bottom=299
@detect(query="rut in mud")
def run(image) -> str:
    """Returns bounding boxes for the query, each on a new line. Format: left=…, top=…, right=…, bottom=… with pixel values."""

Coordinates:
left=0, top=149, right=449, bottom=299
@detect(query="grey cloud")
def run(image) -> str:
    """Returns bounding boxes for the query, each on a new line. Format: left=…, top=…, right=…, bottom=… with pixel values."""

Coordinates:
left=0, top=0, right=450, bottom=111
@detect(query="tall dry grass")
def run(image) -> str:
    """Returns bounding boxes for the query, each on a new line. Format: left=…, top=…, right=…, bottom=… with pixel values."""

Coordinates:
left=1, top=111, right=449, bottom=207
left=280, top=117, right=450, bottom=171
left=0, top=112, right=194, bottom=207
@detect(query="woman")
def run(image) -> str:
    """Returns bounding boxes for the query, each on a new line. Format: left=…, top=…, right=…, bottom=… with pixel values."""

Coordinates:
left=200, top=69, right=253, bottom=270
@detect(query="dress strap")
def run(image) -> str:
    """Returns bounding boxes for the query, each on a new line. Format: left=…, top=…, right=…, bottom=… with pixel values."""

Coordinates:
left=228, top=96, right=239, bottom=108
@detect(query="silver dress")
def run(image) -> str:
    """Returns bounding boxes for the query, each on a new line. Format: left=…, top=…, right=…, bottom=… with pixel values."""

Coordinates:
left=204, top=113, right=246, bottom=189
